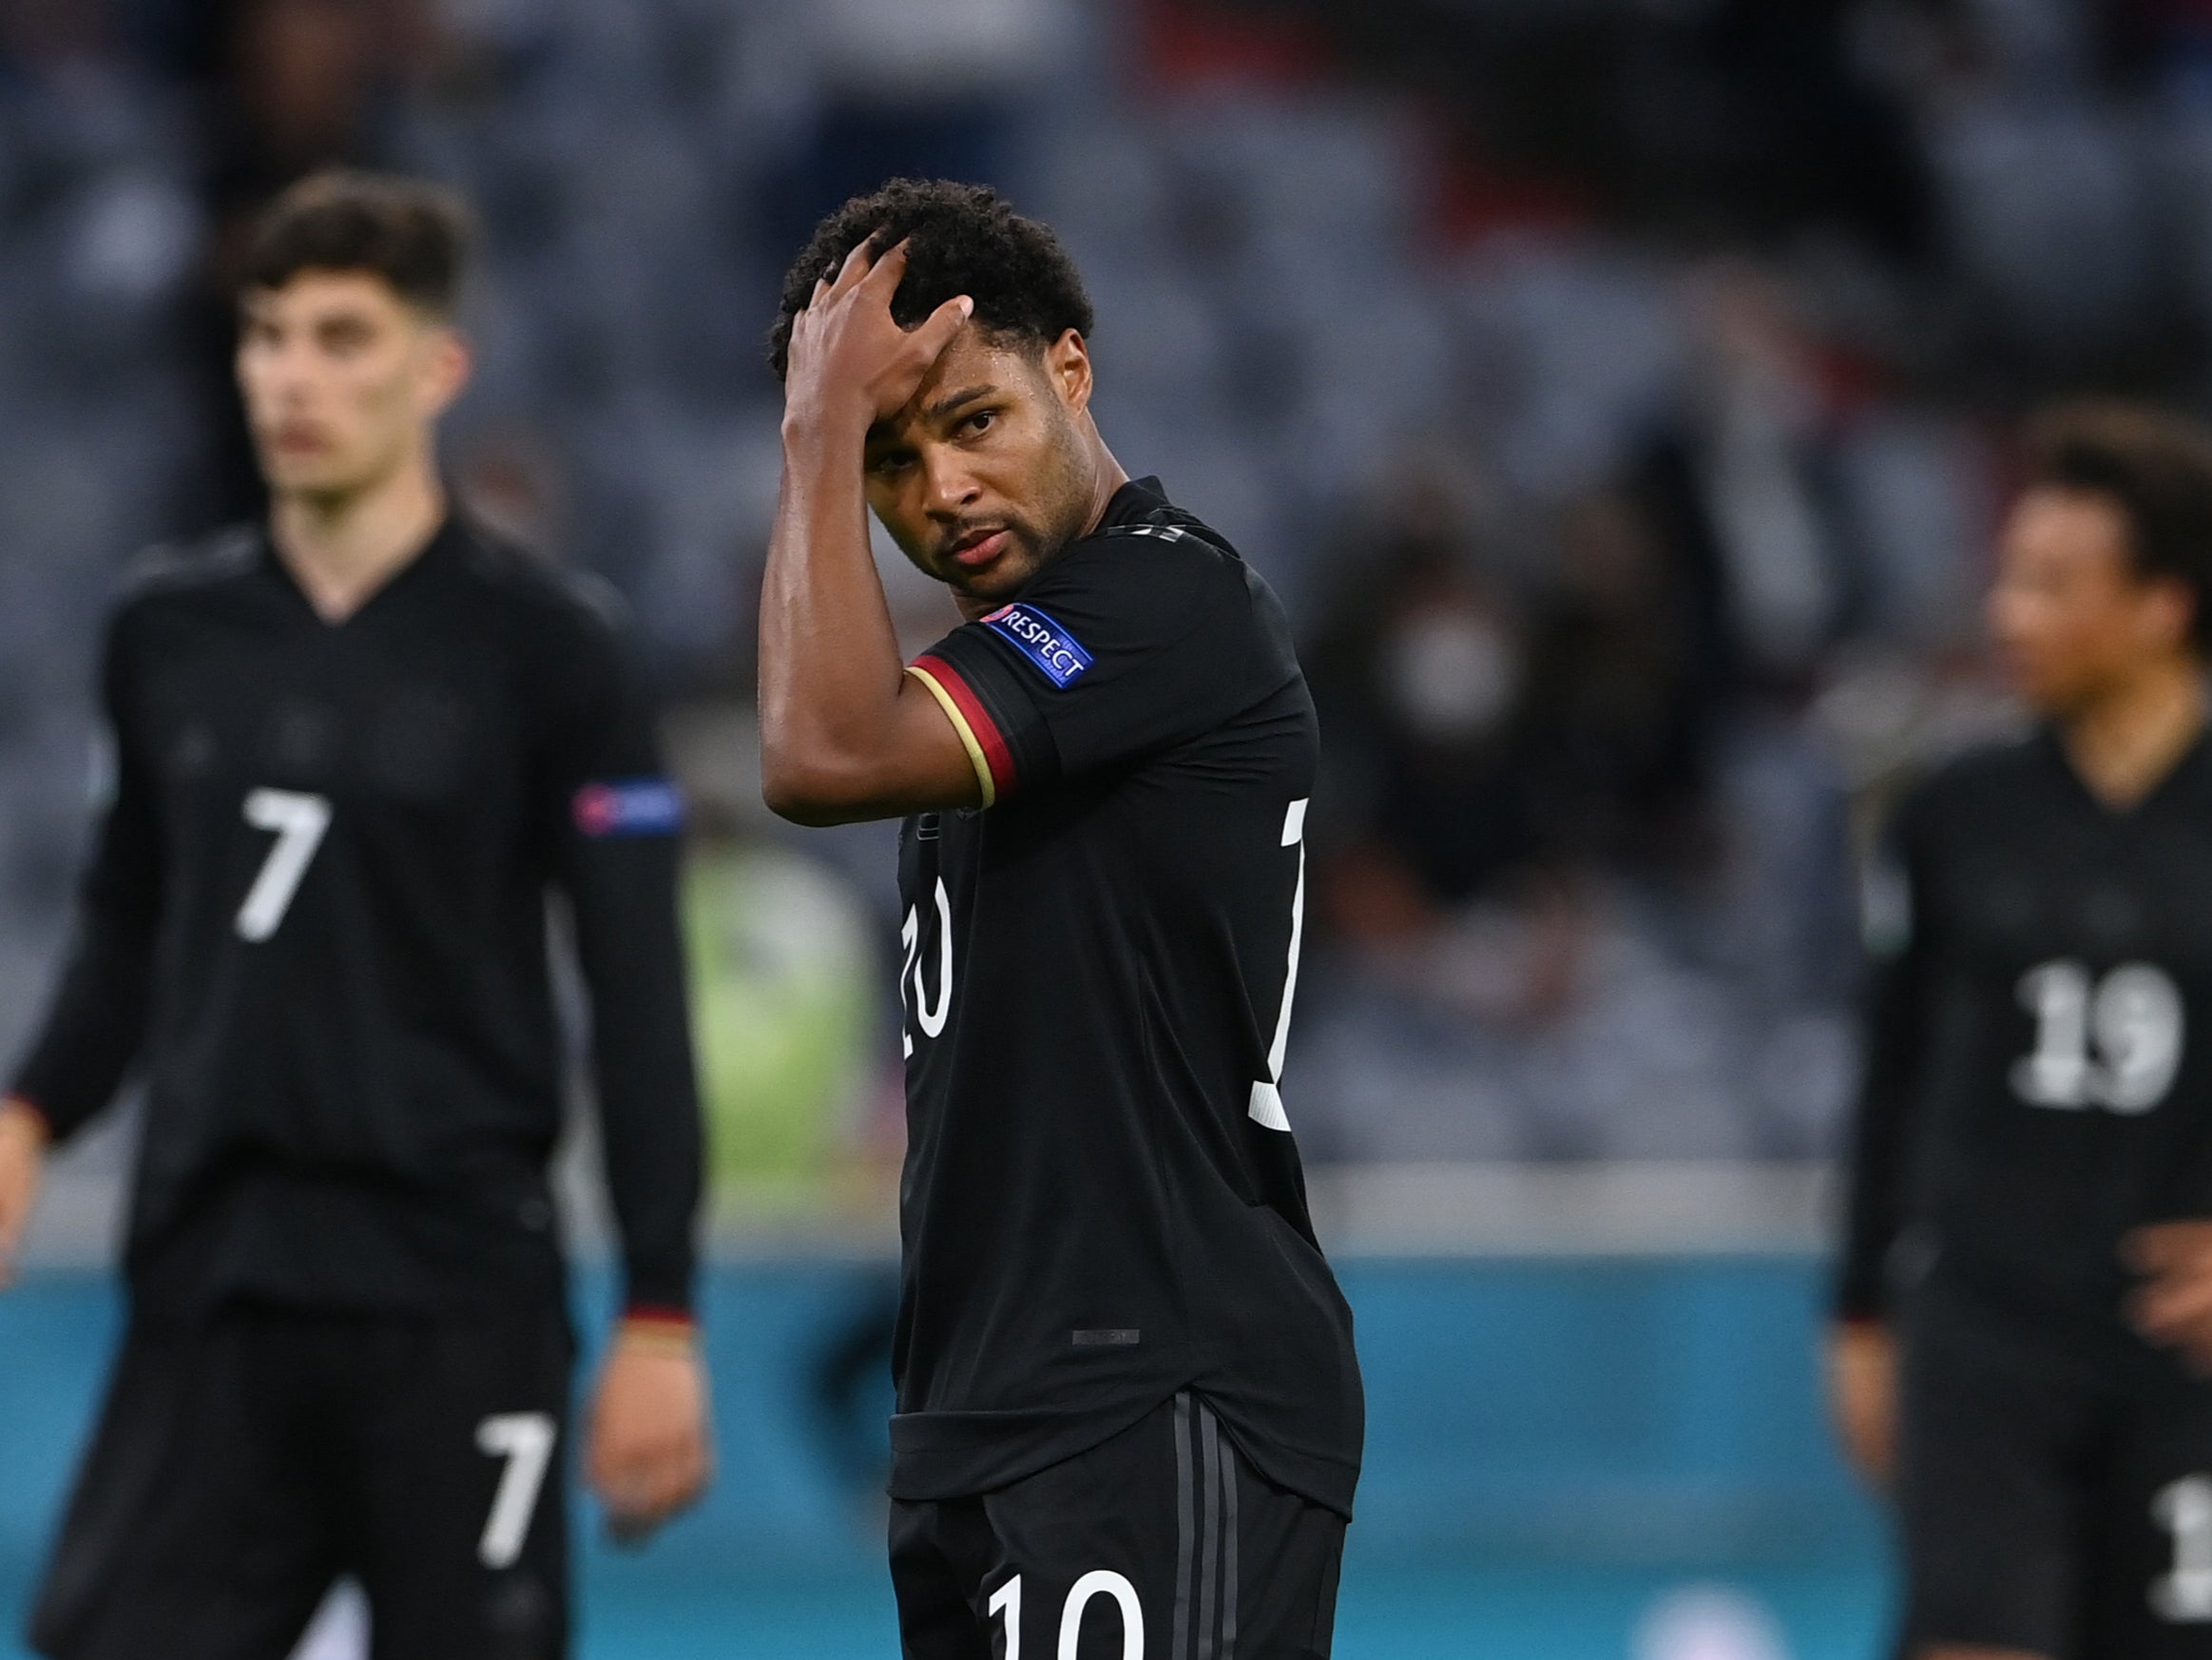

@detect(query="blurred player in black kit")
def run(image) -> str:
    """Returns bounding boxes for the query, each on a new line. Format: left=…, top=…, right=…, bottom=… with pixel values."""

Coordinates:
left=760, top=180, right=1363, bottom=1659
left=1834, top=403, right=2212, bottom=1660
left=0, top=170, right=711, bottom=1660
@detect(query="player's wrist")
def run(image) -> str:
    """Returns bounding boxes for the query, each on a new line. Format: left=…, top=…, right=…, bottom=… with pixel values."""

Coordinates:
left=779, top=396, right=871, bottom=452
left=616, top=1307, right=699, bottom=1359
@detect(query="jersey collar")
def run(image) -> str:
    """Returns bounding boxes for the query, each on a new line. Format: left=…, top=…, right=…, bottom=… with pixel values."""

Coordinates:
left=1097, top=475, right=1171, bottom=531
left=2039, top=720, right=2212, bottom=820
left=260, top=512, right=468, bottom=628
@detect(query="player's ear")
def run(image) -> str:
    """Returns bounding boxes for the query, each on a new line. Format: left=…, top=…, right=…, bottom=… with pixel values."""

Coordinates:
left=1045, top=329, right=1092, bottom=416
left=2136, top=572, right=2196, bottom=655
left=421, top=323, right=473, bottom=419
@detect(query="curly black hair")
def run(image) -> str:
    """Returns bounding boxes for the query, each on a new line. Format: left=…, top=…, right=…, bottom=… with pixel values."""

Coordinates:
left=767, top=179, right=1094, bottom=380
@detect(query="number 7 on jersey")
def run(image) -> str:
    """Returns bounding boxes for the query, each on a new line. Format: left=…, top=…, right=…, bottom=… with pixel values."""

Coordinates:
left=236, top=787, right=333, bottom=942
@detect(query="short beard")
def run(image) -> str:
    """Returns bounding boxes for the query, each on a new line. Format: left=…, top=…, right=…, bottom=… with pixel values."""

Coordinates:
left=1020, top=412, right=1102, bottom=573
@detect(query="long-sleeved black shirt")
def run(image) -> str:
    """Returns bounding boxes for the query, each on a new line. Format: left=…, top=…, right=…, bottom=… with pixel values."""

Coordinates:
left=1838, top=730, right=2212, bottom=1375
left=11, top=517, right=702, bottom=1322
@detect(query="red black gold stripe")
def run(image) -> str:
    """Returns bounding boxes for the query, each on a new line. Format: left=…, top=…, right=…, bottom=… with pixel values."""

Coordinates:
left=907, top=655, right=1016, bottom=807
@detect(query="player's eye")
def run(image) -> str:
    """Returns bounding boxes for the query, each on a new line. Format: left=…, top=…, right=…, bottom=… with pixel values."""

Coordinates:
left=960, top=411, right=997, bottom=437
left=869, top=451, right=914, bottom=478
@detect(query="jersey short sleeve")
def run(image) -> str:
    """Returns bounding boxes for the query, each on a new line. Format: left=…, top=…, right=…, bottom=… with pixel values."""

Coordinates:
left=906, top=526, right=1276, bottom=804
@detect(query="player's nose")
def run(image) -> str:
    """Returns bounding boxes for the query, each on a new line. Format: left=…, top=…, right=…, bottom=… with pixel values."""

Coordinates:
left=917, top=449, right=980, bottom=517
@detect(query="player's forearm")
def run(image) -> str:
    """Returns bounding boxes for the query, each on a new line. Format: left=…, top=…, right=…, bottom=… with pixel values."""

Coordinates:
left=10, top=910, right=157, bottom=1144
left=1835, top=1221, right=1899, bottom=1322
left=591, top=1015, right=703, bottom=1319
left=567, top=840, right=705, bottom=1319
left=1836, top=1077, right=1915, bottom=1320
left=759, top=418, right=914, bottom=821
left=1836, top=955, right=1924, bottom=1320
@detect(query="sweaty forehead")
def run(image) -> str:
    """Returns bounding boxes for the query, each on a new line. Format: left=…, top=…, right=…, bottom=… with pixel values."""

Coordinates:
left=873, top=327, right=1046, bottom=439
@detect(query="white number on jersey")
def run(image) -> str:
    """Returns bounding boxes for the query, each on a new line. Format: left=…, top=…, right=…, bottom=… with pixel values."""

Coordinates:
left=899, top=877, right=954, bottom=1058
left=236, top=788, right=333, bottom=942
left=2154, top=1475, right=2212, bottom=1622
left=990, top=1571, right=1145, bottom=1660
left=2011, top=958, right=2184, bottom=1114
left=474, top=1412, right=557, bottom=1570
left=1248, top=798, right=1308, bottom=1132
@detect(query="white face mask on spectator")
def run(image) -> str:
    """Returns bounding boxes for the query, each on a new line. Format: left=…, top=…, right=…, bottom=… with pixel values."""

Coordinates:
left=1381, top=608, right=1523, bottom=746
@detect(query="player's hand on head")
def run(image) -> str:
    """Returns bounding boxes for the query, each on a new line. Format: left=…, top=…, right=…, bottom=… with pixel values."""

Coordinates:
left=0, top=1098, right=49, bottom=1290
left=585, top=1322, right=714, bottom=1543
left=2125, top=1221, right=2212, bottom=1371
left=1825, top=1320, right=1897, bottom=1489
left=782, top=236, right=973, bottom=433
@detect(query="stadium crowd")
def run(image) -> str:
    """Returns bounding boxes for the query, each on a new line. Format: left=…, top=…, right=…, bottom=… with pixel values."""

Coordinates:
left=4, top=0, right=2209, bottom=1188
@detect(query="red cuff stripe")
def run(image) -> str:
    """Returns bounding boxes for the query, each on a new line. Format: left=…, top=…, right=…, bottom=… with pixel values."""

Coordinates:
left=914, top=655, right=1017, bottom=799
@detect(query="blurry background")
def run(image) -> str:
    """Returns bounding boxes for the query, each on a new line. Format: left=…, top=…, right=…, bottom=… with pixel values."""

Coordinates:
left=7, top=0, right=2209, bottom=1653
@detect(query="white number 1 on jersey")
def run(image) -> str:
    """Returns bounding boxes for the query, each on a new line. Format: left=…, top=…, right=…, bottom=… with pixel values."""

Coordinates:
left=1248, top=799, right=1308, bottom=1132
left=2155, top=1475, right=2212, bottom=1621
left=236, top=787, right=333, bottom=942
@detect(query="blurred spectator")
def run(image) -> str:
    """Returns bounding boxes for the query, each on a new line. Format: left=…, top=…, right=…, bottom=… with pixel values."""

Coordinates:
left=1630, top=263, right=1862, bottom=695
left=1307, top=493, right=1536, bottom=912
left=1304, top=480, right=1589, bottom=1036
left=1519, top=486, right=1718, bottom=878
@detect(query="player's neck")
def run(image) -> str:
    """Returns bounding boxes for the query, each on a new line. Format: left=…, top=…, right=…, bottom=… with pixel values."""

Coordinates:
left=2058, top=659, right=2210, bottom=810
left=268, top=460, right=447, bottom=624
left=1075, top=421, right=1129, bottom=541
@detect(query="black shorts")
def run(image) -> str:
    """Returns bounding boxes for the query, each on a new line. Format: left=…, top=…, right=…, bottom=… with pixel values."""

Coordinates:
left=890, top=1390, right=1346, bottom=1660
left=1900, top=1310, right=2212, bottom=1658
left=29, top=1297, right=573, bottom=1660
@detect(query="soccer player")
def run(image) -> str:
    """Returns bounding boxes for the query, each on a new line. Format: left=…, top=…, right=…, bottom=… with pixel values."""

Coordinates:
left=1833, top=402, right=2212, bottom=1660
left=760, top=180, right=1365, bottom=1658
left=0, top=170, right=710, bottom=1660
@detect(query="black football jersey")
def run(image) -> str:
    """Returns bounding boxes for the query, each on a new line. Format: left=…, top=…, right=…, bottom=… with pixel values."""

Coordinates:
left=1839, top=728, right=2212, bottom=1364
left=10, top=517, right=702, bottom=1320
left=886, top=477, right=1363, bottom=1517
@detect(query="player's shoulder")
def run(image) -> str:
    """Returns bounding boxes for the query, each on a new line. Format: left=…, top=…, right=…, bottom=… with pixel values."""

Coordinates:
left=448, top=519, right=635, bottom=648
left=1048, top=477, right=1278, bottom=624
left=109, top=524, right=262, bottom=616
left=1089, top=483, right=1254, bottom=584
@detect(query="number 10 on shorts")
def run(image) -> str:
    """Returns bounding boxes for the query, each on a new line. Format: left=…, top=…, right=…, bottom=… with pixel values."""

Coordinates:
left=991, top=1571, right=1144, bottom=1659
